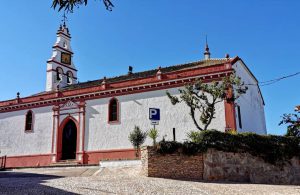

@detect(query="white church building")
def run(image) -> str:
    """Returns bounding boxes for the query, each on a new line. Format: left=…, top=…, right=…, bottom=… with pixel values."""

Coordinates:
left=0, top=24, right=266, bottom=168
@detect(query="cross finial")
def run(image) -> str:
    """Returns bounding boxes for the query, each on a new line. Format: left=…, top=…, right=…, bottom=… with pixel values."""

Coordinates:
left=204, top=35, right=211, bottom=60
left=62, top=12, right=68, bottom=26
left=205, top=35, right=209, bottom=51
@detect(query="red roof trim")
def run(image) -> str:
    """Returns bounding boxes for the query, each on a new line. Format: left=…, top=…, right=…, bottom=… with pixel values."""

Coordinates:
left=0, top=63, right=233, bottom=112
left=229, top=56, right=241, bottom=65
left=62, top=64, right=229, bottom=96
left=0, top=77, right=233, bottom=113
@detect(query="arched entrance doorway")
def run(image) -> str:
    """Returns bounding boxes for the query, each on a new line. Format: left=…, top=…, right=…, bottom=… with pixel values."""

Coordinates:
left=61, top=120, right=77, bottom=160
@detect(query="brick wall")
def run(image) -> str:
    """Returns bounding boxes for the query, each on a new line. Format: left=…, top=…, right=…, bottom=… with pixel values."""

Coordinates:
left=141, top=146, right=204, bottom=180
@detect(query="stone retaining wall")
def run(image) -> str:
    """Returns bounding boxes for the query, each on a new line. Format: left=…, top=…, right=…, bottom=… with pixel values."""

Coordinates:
left=204, top=149, right=300, bottom=185
left=141, top=146, right=204, bottom=180
left=141, top=147, right=300, bottom=184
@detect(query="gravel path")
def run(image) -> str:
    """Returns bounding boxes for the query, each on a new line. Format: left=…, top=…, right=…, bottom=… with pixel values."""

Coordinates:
left=0, top=166, right=299, bottom=195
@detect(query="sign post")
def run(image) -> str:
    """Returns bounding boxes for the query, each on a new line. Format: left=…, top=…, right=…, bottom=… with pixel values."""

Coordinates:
left=149, top=108, right=160, bottom=129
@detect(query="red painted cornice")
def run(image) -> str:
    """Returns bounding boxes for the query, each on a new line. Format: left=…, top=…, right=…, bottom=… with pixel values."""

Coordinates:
left=0, top=63, right=234, bottom=112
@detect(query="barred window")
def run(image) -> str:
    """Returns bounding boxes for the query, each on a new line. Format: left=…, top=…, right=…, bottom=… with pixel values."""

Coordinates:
left=25, top=110, right=33, bottom=131
left=109, top=98, right=119, bottom=122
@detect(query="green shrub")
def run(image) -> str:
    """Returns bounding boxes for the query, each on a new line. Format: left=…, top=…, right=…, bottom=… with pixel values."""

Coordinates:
left=156, top=141, right=181, bottom=154
left=182, top=142, right=207, bottom=155
left=156, top=130, right=300, bottom=164
left=226, top=129, right=238, bottom=135
left=187, top=131, right=202, bottom=143
left=148, top=128, right=159, bottom=146
left=128, top=126, right=147, bottom=156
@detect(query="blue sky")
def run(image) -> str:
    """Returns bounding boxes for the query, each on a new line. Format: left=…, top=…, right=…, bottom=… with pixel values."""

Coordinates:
left=0, top=0, right=299, bottom=135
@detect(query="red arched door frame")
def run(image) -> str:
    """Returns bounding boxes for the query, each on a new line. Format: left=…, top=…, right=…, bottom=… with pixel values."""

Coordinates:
left=56, top=116, right=80, bottom=161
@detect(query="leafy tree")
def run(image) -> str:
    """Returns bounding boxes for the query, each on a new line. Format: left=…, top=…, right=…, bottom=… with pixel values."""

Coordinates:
left=148, top=128, right=159, bottom=146
left=128, top=126, right=147, bottom=157
left=279, top=113, right=300, bottom=137
left=167, top=74, right=248, bottom=131
left=52, top=0, right=114, bottom=12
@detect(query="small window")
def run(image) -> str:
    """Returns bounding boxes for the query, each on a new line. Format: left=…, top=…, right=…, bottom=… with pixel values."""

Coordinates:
left=67, top=71, right=73, bottom=84
left=25, top=110, right=33, bottom=131
left=56, top=67, right=63, bottom=81
left=109, top=98, right=119, bottom=122
left=237, top=105, right=242, bottom=129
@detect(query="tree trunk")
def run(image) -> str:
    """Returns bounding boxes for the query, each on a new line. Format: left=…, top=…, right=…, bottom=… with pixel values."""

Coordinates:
left=190, top=107, right=203, bottom=131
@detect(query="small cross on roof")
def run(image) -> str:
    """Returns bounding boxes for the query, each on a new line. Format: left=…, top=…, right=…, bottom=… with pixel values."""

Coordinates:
left=62, top=12, right=68, bottom=26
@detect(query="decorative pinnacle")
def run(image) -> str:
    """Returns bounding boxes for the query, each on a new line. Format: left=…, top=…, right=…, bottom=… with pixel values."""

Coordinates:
left=225, top=53, right=230, bottom=59
left=62, top=12, right=68, bottom=27
left=204, top=35, right=211, bottom=60
left=204, top=35, right=210, bottom=53
left=102, top=76, right=107, bottom=84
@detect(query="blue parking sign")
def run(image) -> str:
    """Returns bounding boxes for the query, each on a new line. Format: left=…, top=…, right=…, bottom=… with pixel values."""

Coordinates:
left=149, top=108, right=160, bottom=121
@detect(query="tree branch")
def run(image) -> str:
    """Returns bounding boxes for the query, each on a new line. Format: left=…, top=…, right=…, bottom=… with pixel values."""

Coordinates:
left=190, top=107, right=203, bottom=131
left=52, top=0, right=114, bottom=12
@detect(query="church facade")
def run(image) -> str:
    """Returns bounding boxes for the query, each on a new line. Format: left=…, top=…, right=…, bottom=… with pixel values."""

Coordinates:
left=0, top=24, right=266, bottom=168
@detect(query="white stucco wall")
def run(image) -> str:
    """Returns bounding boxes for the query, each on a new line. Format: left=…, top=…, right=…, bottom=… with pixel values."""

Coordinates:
left=233, top=60, right=267, bottom=134
left=84, top=87, right=226, bottom=151
left=0, top=62, right=267, bottom=157
left=0, top=106, right=53, bottom=156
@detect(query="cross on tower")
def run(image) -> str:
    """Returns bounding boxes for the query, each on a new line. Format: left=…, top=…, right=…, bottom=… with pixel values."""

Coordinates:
left=62, top=12, right=68, bottom=26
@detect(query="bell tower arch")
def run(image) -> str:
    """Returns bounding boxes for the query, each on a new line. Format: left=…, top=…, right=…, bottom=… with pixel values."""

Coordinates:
left=46, top=22, right=78, bottom=91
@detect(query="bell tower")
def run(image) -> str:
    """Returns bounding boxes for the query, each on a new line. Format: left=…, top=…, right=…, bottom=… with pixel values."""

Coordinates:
left=46, top=19, right=78, bottom=92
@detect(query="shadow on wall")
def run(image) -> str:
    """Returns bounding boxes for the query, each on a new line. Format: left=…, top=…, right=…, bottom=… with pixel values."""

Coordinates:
left=0, top=156, right=6, bottom=170
left=0, top=172, right=76, bottom=194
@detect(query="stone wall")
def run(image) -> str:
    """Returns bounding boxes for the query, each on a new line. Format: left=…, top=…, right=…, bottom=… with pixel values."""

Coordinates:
left=204, top=149, right=300, bottom=185
left=141, top=146, right=204, bottom=180
left=141, top=147, right=300, bottom=184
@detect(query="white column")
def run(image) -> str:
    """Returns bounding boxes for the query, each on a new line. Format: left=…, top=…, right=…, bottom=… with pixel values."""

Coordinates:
left=77, top=101, right=86, bottom=163
left=51, top=105, right=60, bottom=163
